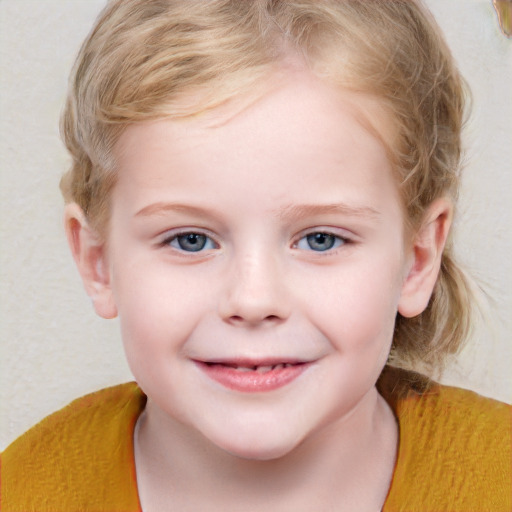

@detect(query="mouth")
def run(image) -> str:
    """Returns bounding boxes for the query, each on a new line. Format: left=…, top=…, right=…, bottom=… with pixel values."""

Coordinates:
left=194, top=359, right=310, bottom=392
left=205, top=361, right=302, bottom=373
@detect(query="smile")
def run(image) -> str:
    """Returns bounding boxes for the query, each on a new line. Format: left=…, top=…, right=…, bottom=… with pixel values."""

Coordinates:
left=195, top=360, right=311, bottom=393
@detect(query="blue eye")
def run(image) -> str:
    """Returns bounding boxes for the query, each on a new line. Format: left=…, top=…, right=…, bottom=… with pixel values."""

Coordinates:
left=297, top=232, right=345, bottom=252
left=169, top=233, right=216, bottom=252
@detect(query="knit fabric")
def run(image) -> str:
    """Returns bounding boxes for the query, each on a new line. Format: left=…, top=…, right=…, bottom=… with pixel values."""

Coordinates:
left=1, top=384, right=145, bottom=511
left=381, top=381, right=511, bottom=510
left=2, top=376, right=510, bottom=511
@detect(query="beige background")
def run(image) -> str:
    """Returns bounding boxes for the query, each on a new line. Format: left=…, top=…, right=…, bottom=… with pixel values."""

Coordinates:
left=1, top=0, right=511, bottom=450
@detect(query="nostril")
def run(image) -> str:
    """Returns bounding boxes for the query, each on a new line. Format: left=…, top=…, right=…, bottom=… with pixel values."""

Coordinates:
left=227, top=313, right=282, bottom=325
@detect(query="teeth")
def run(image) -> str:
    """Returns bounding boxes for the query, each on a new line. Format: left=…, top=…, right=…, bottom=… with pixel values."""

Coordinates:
left=256, top=365, right=273, bottom=374
left=234, top=366, right=253, bottom=372
left=216, top=362, right=297, bottom=372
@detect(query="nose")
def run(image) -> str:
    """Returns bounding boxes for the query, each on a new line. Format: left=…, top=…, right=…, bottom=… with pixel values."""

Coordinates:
left=218, top=250, right=290, bottom=327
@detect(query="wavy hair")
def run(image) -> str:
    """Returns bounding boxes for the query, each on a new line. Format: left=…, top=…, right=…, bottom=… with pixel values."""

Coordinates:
left=61, top=0, right=472, bottom=378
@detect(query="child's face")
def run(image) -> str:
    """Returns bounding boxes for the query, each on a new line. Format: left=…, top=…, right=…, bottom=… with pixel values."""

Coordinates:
left=102, top=72, right=412, bottom=459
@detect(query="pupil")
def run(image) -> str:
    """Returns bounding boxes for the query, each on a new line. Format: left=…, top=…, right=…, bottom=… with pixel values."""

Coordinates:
left=178, top=233, right=206, bottom=251
left=307, top=233, right=335, bottom=251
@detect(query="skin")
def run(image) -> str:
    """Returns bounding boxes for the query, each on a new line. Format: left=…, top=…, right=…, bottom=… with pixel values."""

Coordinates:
left=66, top=70, right=452, bottom=511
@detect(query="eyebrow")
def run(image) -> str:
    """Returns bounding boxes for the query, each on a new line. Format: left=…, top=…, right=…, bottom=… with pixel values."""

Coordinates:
left=135, top=202, right=215, bottom=218
left=274, top=203, right=380, bottom=222
left=134, top=201, right=380, bottom=221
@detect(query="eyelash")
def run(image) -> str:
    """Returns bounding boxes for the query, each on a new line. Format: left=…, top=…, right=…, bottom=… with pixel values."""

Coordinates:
left=159, top=229, right=352, bottom=254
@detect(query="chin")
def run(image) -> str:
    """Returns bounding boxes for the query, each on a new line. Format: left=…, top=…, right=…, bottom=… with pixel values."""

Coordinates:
left=224, top=443, right=297, bottom=461
left=212, top=429, right=302, bottom=461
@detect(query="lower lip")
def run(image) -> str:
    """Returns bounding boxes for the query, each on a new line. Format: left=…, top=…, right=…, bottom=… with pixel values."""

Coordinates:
left=195, top=362, right=309, bottom=393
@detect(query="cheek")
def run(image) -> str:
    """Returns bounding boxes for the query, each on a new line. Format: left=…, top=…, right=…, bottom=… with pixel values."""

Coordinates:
left=302, top=261, right=403, bottom=353
left=111, top=260, right=211, bottom=354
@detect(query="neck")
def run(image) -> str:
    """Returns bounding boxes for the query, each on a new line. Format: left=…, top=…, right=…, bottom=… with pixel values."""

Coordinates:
left=134, top=387, right=397, bottom=512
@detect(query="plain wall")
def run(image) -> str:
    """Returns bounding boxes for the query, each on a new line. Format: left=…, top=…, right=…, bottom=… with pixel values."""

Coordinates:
left=1, top=0, right=511, bottom=450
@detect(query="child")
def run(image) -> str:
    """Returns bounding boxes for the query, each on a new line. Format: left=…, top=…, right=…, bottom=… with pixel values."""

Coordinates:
left=2, top=0, right=510, bottom=510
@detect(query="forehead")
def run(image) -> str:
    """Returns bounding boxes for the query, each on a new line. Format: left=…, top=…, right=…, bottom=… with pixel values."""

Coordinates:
left=116, top=69, right=396, bottom=166
left=112, top=70, right=401, bottom=218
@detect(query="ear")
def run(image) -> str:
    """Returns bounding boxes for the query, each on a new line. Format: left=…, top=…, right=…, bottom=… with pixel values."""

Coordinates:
left=398, top=198, right=453, bottom=318
left=64, top=203, right=118, bottom=319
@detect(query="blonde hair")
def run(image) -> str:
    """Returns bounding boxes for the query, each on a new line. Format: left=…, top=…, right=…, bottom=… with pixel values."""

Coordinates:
left=60, top=0, right=472, bottom=378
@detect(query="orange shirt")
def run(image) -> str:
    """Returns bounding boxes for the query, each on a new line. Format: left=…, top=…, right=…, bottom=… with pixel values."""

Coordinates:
left=2, top=374, right=511, bottom=511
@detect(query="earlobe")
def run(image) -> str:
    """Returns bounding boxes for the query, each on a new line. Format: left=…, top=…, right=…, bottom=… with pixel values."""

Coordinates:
left=398, top=198, right=453, bottom=318
left=64, top=203, right=118, bottom=319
